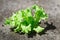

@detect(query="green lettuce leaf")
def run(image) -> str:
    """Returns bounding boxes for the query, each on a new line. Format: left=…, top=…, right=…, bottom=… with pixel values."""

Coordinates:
left=33, top=26, right=44, bottom=33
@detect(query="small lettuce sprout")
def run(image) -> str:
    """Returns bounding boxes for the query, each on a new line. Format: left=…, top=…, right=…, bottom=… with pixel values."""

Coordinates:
left=4, top=5, right=48, bottom=33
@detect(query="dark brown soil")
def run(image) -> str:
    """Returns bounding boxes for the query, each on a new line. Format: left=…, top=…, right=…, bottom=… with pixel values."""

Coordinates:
left=0, top=0, right=60, bottom=40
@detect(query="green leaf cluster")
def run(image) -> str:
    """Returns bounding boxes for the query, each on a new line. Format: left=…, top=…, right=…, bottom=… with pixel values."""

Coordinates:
left=4, top=5, right=48, bottom=33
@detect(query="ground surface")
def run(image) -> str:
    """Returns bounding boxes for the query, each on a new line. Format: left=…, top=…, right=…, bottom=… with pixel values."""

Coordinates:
left=0, top=0, right=60, bottom=40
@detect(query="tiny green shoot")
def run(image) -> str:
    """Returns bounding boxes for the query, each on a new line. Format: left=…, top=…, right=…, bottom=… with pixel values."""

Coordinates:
left=4, top=5, right=48, bottom=33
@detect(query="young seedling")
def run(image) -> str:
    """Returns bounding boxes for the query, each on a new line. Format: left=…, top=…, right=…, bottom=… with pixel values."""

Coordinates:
left=4, top=5, right=48, bottom=33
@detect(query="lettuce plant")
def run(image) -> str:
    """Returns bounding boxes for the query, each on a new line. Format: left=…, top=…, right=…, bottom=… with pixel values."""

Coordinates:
left=4, top=5, right=48, bottom=33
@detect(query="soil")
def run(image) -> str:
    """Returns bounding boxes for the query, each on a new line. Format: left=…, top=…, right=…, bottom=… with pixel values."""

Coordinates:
left=0, top=0, right=60, bottom=40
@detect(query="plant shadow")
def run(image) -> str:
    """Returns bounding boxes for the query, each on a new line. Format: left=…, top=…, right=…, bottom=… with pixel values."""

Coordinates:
left=27, top=31, right=36, bottom=38
left=38, top=22, right=56, bottom=35
left=28, top=22, right=56, bottom=38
